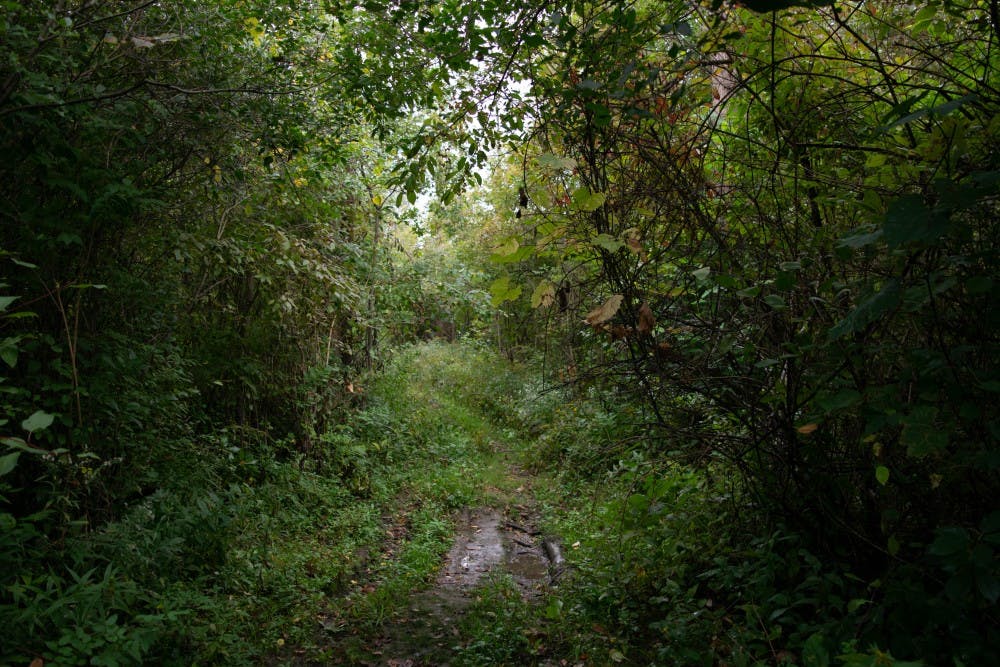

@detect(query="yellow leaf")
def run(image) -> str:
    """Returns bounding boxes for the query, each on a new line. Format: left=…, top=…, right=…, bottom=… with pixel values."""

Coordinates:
left=797, top=423, right=818, bottom=434
left=531, top=280, right=556, bottom=309
left=243, top=17, right=265, bottom=46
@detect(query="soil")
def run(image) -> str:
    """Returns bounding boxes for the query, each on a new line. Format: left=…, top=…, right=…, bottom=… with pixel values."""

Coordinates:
left=362, top=505, right=556, bottom=666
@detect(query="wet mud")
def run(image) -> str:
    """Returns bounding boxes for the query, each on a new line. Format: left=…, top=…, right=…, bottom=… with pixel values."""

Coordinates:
left=365, top=506, right=556, bottom=666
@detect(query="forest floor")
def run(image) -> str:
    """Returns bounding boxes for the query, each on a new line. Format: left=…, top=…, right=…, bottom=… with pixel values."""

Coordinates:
left=269, top=343, right=575, bottom=666
left=326, top=458, right=563, bottom=666
left=362, top=499, right=552, bottom=665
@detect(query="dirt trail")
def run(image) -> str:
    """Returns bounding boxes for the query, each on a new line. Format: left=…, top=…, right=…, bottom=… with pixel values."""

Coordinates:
left=364, top=504, right=554, bottom=666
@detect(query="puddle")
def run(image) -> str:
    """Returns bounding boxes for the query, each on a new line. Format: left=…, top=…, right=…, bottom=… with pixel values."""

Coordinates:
left=501, top=517, right=552, bottom=601
left=363, top=506, right=555, bottom=665
left=437, top=508, right=505, bottom=590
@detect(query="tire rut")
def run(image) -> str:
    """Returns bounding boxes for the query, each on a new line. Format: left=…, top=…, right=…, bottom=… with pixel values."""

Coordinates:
left=363, top=503, right=556, bottom=666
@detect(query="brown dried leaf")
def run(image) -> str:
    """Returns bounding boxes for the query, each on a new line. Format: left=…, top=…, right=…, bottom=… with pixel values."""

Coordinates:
left=637, top=303, right=656, bottom=335
left=610, top=325, right=633, bottom=340
left=584, top=294, right=623, bottom=326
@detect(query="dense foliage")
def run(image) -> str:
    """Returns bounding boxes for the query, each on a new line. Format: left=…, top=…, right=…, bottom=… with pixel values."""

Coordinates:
left=465, top=0, right=999, bottom=663
left=1, top=0, right=997, bottom=665
left=0, top=1, right=394, bottom=662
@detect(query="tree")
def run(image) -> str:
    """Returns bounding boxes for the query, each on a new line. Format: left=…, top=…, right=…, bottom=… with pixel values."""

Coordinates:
left=460, top=0, right=999, bottom=661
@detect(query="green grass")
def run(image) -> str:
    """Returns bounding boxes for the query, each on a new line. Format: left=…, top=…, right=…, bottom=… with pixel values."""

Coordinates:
left=250, top=341, right=533, bottom=663
left=2, top=339, right=736, bottom=665
left=0, top=340, right=538, bottom=666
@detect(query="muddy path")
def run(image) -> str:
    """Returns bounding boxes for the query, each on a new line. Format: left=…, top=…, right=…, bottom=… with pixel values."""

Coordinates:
left=362, top=503, right=558, bottom=666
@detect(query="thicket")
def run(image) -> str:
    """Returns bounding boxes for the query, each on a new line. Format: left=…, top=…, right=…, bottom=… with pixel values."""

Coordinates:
left=0, top=1, right=404, bottom=662
left=3, top=0, right=998, bottom=665
left=466, top=0, right=999, bottom=664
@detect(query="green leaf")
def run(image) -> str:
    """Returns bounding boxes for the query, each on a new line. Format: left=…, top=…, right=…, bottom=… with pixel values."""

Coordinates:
left=875, top=465, right=890, bottom=486
left=980, top=511, right=1000, bottom=543
left=0, top=296, right=18, bottom=311
left=56, top=232, right=83, bottom=246
left=489, top=276, right=522, bottom=307
left=865, top=152, right=887, bottom=168
left=801, top=632, right=830, bottom=667
left=490, top=245, right=532, bottom=264
left=0, top=452, right=19, bottom=477
left=828, top=280, right=900, bottom=340
left=846, top=598, right=869, bottom=613
left=587, top=103, right=612, bottom=127
left=878, top=92, right=930, bottom=129
left=763, top=294, right=786, bottom=310
left=21, top=410, right=54, bottom=434
left=775, top=271, right=796, bottom=290
left=0, top=344, right=16, bottom=368
left=692, top=266, right=711, bottom=281
left=531, top=280, right=556, bottom=309
left=740, top=0, right=834, bottom=11
left=817, top=389, right=861, bottom=413
left=977, top=573, right=1000, bottom=603
left=492, top=238, right=519, bottom=257
left=626, top=493, right=648, bottom=513
left=537, top=153, right=577, bottom=171
left=524, top=33, right=546, bottom=48
left=883, top=93, right=977, bottom=130
left=571, top=187, right=606, bottom=212
left=1, top=437, right=46, bottom=454
left=929, top=527, right=969, bottom=557
left=592, top=233, right=624, bottom=253
left=838, top=228, right=883, bottom=249
left=901, top=405, right=948, bottom=457
left=883, top=195, right=947, bottom=248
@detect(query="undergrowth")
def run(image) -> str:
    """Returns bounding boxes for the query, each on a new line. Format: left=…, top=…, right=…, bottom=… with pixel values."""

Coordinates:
left=1, top=341, right=527, bottom=665
left=6, top=340, right=986, bottom=665
left=497, top=372, right=992, bottom=667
